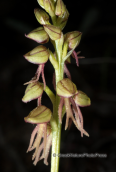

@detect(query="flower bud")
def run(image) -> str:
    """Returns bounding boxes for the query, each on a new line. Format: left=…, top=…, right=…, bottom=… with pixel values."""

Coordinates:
left=73, top=91, right=91, bottom=107
left=25, top=27, right=49, bottom=44
left=34, top=8, right=50, bottom=25
left=22, top=82, right=43, bottom=103
left=55, top=0, right=66, bottom=16
left=37, top=0, right=44, bottom=8
left=44, top=24, right=61, bottom=40
left=24, top=105, right=52, bottom=124
left=66, top=31, right=82, bottom=49
left=24, top=45, right=49, bottom=64
left=56, top=78, right=78, bottom=98
left=44, top=0, right=55, bottom=17
left=56, top=9, right=69, bottom=30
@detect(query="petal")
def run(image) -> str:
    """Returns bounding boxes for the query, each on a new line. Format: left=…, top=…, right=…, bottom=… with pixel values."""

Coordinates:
left=64, top=98, right=78, bottom=130
left=64, top=63, right=71, bottom=80
left=27, top=124, right=40, bottom=152
left=32, top=124, right=47, bottom=160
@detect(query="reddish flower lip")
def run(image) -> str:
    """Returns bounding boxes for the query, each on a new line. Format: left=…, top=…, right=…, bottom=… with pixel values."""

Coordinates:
left=26, top=122, right=52, bottom=165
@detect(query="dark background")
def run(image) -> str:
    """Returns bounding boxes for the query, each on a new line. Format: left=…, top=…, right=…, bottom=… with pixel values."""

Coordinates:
left=0, top=0, right=116, bottom=172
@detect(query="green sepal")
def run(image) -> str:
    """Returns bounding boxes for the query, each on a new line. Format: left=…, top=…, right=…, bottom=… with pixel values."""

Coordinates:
left=24, top=45, right=49, bottom=64
left=56, top=78, right=78, bottom=98
left=73, top=91, right=91, bottom=107
left=34, top=8, right=50, bottom=25
left=22, top=82, right=44, bottom=103
left=55, top=0, right=66, bottom=17
left=44, top=24, right=61, bottom=40
left=25, top=27, right=49, bottom=44
left=24, top=105, right=52, bottom=124
left=37, top=0, right=44, bottom=9
left=44, top=0, right=55, bottom=17
left=66, top=31, right=82, bottom=49
left=56, top=8, right=69, bottom=30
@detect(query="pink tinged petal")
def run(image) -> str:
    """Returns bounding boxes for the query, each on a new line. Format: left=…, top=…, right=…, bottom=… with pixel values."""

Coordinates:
left=72, top=50, right=79, bottom=67
left=33, top=142, right=44, bottom=166
left=64, top=63, right=71, bottom=80
left=24, top=64, right=46, bottom=88
left=70, top=97, right=84, bottom=137
left=36, top=64, right=43, bottom=81
left=43, top=134, right=52, bottom=165
left=32, top=124, right=45, bottom=160
left=58, top=97, right=64, bottom=123
left=27, top=124, right=40, bottom=152
left=70, top=98, right=82, bottom=129
left=77, top=106, right=83, bottom=129
left=75, top=106, right=83, bottom=137
left=64, top=98, right=78, bottom=130
left=43, top=124, right=47, bottom=157
left=39, top=134, right=52, bottom=165
left=82, top=129, right=89, bottom=137
left=76, top=51, right=85, bottom=60
left=70, top=98, right=89, bottom=137
left=37, top=96, right=41, bottom=106
left=23, top=65, right=42, bottom=85
left=33, top=64, right=46, bottom=89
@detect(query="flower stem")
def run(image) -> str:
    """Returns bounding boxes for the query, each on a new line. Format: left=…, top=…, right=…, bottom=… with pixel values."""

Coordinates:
left=51, top=114, right=61, bottom=172
left=50, top=49, right=64, bottom=172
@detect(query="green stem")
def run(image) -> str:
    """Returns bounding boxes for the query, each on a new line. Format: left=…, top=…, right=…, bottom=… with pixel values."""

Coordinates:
left=50, top=51, right=64, bottom=172
left=50, top=12, right=64, bottom=172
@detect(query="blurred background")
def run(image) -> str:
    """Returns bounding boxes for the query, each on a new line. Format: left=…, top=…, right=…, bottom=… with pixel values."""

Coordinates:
left=0, top=0, right=116, bottom=172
